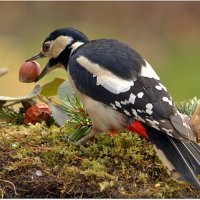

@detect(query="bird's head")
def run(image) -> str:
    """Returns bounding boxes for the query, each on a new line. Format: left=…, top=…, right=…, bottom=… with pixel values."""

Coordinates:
left=26, top=27, right=88, bottom=81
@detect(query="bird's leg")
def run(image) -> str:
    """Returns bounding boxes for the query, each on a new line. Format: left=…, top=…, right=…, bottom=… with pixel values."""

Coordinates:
left=76, top=128, right=98, bottom=145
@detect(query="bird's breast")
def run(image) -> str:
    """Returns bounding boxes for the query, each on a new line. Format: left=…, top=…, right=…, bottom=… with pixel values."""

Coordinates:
left=80, top=95, right=128, bottom=132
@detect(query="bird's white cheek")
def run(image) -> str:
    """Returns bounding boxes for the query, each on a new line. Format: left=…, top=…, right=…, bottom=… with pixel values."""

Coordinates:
left=50, top=36, right=73, bottom=58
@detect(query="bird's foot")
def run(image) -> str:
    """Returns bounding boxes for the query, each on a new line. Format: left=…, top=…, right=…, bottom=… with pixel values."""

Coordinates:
left=75, top=128, right=98, bottom=146
left=67, top=129, right=98, bottom=151
left=67, top=139, right=86, bottom=151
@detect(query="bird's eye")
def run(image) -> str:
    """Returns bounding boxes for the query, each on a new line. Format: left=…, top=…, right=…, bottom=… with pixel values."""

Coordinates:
left=43, top=42, right=51, bottom=52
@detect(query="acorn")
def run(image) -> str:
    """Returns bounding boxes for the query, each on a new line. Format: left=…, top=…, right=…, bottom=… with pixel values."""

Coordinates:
left=19, top=61, right=41, bottom=83
left=24, top=102, right=52, bottom=125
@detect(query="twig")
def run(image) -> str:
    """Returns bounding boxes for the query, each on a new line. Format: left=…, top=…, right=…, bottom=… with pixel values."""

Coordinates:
left=37, top=94, right=62, bottom=107
left=0, top=126, right=10, bottom=151
left=0, top=188, right=5, bottom=198
left=3, top=130, right=39, bottom=147
left=0, top=179, right=18, bottom=196
left=0, top=129, right=7, bottom=147
left=37, top=94, right=49, bottom=104
left=3, top=101, right=21, bottom=108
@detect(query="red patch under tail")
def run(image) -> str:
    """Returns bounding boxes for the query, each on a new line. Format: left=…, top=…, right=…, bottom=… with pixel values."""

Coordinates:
left=128, top=120, right=149, bottom=140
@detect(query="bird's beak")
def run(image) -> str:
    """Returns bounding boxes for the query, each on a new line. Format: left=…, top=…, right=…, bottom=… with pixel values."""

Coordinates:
left=35, top=58, right=60, bottom=82
left=26, top=52, right=60, bottom=82
left=26, top=52, right=46, bottom=62
left=34, top=62, right=52, bottom=82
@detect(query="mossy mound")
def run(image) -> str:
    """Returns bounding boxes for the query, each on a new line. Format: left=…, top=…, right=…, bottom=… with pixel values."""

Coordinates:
left=0, top=122, right=200, bottom=198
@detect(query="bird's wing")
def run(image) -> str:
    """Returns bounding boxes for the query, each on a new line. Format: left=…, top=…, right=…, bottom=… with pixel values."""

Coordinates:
left=68, top=39, right=194, bottom=141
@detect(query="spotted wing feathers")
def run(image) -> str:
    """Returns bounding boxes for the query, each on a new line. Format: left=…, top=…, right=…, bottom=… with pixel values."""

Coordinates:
left=69, top=39, right=194, bottom=141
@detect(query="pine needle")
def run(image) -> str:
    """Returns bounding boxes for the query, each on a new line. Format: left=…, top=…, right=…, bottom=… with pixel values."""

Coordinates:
left=60, top=95, right=92, bottom=141
left=0, top=107, right=23, bottom=124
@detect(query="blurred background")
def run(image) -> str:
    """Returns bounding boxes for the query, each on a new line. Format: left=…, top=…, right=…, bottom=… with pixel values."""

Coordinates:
left=0, top=1, right=200, bottom=103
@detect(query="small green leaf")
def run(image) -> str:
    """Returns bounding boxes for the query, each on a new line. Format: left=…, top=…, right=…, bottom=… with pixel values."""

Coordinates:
left=48, top=100, right=68, bottom=127
left=0, top=84, right=42, bottom=102
left=41, top=78, right=65, bottom=97
left=58, top=80, right=74, bottom=101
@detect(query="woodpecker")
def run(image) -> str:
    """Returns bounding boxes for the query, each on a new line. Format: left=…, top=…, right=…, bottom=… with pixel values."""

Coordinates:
left=26, top=27, right=200, bottom=189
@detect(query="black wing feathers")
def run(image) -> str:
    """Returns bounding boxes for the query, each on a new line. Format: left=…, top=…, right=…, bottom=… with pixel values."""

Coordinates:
left=147, top=126, right=200, bottom=189
left=73, top=39, right=145, bottom=80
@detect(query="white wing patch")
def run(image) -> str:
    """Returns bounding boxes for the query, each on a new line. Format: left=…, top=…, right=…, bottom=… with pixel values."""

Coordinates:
left=137, top=92, right=144, bottom=98
left=76, top=56, right=134, bottom=94
left=131, top=108, right=137, bottom=117
left=155, top=85, right=162, bottom=90
left=124, top=110, right=131, bottom=116
left=161, top=127, right=173, bottom=136
left=140, top=60, right=160, bottom=80
left=120, top=99, right=129, bottom=105
left=110, top=103, right=117, bottom=110
left=162, top=96, right=172, bottom=106
left=115, top=101, right=121, bottom=108
left=96, top=76, right=134, bottom=94
left=129, top=93, right=136, bottom=105
left=159, top=83, right=167, bottom=91
left=146, top=118, right=160, bottom=130
left=146, top=103, right=153, bottom=115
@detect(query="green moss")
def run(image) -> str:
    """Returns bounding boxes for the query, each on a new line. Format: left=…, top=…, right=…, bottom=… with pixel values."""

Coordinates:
left=0, top=121, right=200, bottom=198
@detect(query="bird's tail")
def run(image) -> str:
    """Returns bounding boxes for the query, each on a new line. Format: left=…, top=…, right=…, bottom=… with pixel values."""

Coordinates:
left=146, top=125, right=200, bottom=189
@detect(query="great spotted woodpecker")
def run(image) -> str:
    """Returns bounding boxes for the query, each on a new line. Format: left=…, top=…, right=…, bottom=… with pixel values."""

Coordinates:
left=26, top=27, right=200, bottom=189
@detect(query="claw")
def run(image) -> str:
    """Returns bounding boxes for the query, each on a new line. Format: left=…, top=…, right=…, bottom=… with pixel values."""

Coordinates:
left=76, top=129, right=97, bottom=145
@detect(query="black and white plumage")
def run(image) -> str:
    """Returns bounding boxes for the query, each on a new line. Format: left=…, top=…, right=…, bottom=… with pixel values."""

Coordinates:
left=27, top=27, right=200, bottom=189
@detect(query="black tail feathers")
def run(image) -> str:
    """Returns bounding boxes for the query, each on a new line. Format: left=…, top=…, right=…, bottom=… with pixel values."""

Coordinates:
left=146, top=126, right=200, bottom=189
